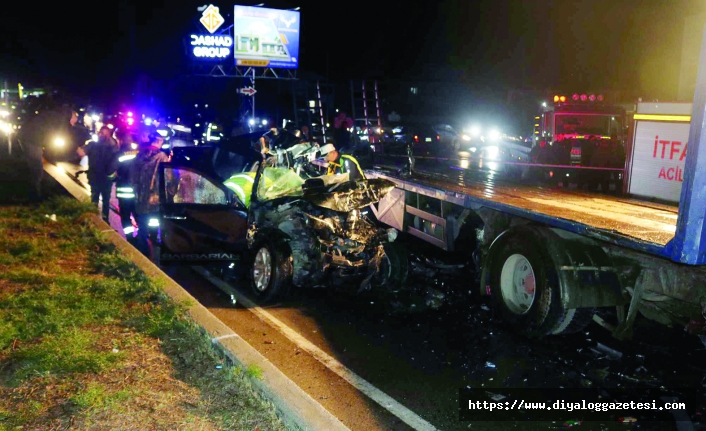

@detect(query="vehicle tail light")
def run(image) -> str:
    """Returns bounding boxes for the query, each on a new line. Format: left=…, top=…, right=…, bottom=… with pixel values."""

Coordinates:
left=414, top=135, right=419, bottom=142
left=539, top=140, right=547, bottom=148
left=549, top=171, right=554, bottom=177
left=436, top=135, right=440, bottom=140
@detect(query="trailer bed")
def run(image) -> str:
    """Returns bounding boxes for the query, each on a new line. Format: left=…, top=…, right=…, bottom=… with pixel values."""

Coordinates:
left=366, top=167, right=679, bottom=257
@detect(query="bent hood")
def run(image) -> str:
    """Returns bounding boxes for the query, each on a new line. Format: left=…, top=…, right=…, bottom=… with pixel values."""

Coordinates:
left=302, top=178, right=396, bottom=212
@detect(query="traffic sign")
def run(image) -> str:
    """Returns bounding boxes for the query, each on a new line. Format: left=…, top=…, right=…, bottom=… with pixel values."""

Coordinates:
left=239, top=87, right=257, bottom=96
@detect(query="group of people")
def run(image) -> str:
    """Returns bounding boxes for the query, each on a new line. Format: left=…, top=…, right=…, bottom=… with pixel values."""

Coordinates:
left=256, top=121, right=365, bottom=182
left=75, top=123, right=169, bottom=257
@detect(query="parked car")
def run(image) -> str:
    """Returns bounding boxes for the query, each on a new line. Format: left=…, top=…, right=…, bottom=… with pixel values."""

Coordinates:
left=157, top=132, right=406, bottom=301
left=386, top=123, right=460, bottom=156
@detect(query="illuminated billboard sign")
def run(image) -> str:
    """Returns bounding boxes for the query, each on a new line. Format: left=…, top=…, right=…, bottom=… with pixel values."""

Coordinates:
left=232, top=5, right=300, bottom=69
left=190, top=35, right=232, bottom=59
left=188, top=5, right=231, bottom=60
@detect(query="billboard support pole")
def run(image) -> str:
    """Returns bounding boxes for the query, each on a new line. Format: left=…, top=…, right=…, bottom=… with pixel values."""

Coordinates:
left=251, top=67, right=256, bottom=122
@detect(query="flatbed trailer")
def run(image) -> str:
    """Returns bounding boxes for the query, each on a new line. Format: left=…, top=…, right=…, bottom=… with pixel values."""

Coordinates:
left=366, top=165, right=705, bottom=339
left=362, top=27, right=706, bottom=337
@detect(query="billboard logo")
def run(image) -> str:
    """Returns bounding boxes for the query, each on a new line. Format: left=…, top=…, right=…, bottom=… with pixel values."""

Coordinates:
left=279, top=15, right=296, bottom=28
left=200, top=4, right=225, bottom=34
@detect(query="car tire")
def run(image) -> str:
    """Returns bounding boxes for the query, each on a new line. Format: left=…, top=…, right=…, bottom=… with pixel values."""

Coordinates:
left=373, top=242, right=409, bottom=292
left=250, top=241, right=292, bottom=303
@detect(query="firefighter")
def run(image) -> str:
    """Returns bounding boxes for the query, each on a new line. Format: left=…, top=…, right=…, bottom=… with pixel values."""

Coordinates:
left=319, top=143, right=366, bottom=182
left=115, top=129, right=139, bottom=241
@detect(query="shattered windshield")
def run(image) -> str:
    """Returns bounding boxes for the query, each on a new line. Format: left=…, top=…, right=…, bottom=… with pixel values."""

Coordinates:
left=256, top=167, right=305, bottom=201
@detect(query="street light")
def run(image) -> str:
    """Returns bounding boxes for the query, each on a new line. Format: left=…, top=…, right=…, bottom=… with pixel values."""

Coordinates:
left=541, top=101, right=547, bottom=108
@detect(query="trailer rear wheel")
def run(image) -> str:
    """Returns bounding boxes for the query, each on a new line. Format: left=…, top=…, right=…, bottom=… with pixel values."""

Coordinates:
left=488, top=229, right=593, bottom=336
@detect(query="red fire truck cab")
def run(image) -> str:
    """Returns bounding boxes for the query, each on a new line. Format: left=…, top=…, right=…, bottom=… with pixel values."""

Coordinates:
left=530, top=93, right=627, bottom=192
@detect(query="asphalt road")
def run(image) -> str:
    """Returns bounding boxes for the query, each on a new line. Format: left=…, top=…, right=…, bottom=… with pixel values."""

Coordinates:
left=53, top=159, right=706, bottom=431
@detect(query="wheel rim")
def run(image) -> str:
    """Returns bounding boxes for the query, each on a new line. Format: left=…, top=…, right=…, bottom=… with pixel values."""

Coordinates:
left=374, top=252, right=392, bottom=286
left=499, top=253, right=536, bottom=315
left=253, top=247, right=272, bottom=291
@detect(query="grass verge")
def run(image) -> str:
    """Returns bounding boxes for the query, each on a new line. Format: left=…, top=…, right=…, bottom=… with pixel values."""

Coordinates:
left=0, top=196, right=287, bottom=430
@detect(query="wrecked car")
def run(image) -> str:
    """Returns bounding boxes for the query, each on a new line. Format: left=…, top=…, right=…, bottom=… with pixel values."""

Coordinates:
left=157, top=131, right=406, bottom=301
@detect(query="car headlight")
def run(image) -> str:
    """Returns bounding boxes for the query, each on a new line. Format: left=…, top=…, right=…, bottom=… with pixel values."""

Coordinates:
left=485, top=146, right=499, bottom=159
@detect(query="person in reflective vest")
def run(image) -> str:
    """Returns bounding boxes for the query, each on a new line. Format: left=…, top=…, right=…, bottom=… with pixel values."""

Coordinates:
left=223, top=172, right=274, bottom=208
left=319, top=143, right=366, bottom=181
left=115, top=129, right=139, bottom=240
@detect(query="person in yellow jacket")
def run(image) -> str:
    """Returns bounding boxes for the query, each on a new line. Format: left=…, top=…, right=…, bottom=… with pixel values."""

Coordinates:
left=223, top=172, right=258, bottom=207
left=319, top=143, right=366, bottom=181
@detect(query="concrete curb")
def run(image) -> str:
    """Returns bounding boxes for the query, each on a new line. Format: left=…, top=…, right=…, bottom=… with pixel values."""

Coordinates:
left=43, top=161, right=350, bottom=431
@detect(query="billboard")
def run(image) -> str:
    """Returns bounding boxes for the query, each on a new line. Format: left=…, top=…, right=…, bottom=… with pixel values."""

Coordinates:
left=233, top=5, right=300, bottom=69
left=188, top=5, right=231, bottom=61
left=627, top=103, right=692, bottom=203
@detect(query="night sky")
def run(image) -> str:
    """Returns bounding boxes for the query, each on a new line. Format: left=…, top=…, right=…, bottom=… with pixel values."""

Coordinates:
left=1, top=1, right=703, bottom=105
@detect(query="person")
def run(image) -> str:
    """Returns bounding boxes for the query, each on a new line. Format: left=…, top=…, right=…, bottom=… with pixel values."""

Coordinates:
left=319, top=143, right=365, bottom=182
left=129, top=133, right=170, bottom=258
left=18, top=107, right=77, bottom=200
left=333, top=112, right=353, bottom=151
left=77, top=125, right=119, bottom=221
left=300, top=124, right=311, bottom=141
left=115, top=129, right=139, bottom=241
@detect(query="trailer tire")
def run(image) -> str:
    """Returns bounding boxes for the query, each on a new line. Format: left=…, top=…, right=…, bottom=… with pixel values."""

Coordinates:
left=250, top=240, right=292, bottom=303
left=546, top=307, right=595, bottom=335
left=486, top=227, right=607, bottom=336
left=488, top=236, right=557, bottom=337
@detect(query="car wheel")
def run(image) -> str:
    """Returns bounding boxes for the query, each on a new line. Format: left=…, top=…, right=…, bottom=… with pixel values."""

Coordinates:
left=250, top=241, right=291, bottom=302
left=372, top=243, right=408, bottom=292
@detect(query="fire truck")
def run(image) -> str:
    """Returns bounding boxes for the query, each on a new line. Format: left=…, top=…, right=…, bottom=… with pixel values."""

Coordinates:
left=529, top=93, right=627, bottom=192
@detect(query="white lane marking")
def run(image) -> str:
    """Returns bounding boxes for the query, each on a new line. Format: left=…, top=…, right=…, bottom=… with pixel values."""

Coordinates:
left=192, top=266, right=440, bottom=431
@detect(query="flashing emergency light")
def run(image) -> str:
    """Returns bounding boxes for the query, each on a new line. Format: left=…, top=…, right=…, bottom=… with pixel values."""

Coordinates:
left=597, top=94, right=604, bottom=101
left=589, top=94, right=596, bottom=101
left=262, top=119, right=268, bottom=126
left=580, top=94, right=588, bottom=101
left=144, top=117, right=152, bottom=126
left=560, top=96, right=566, bottom=102
left=127, top=118, right=134, bottom=126
left=248, top=119, right=255, bottom=126
left=91, top=114, right=100, bottom=122
left=127, top=111, right=133, bottom=117
left=554, top=95, right=559, bottom=102
left=572, top=94, right=579, bottom=101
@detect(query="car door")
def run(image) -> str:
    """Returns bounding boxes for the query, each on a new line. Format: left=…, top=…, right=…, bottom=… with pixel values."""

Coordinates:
left=158, top=162, right=249, bottom=263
